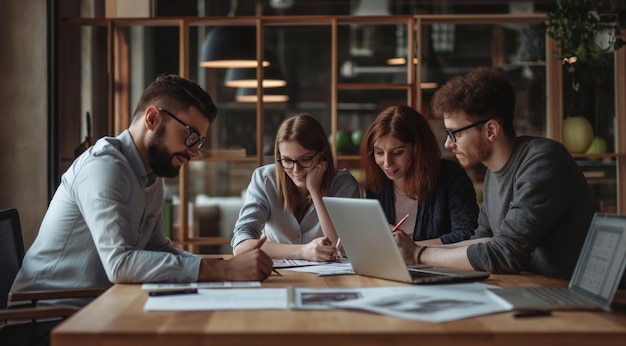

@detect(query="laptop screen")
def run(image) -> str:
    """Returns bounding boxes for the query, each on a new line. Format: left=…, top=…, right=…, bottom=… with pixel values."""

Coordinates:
left=569, top=213, right=626, bottom=307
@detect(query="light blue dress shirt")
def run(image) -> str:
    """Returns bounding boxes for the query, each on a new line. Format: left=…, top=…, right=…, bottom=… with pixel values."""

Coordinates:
left=11, top=130, right=200, bottom=306
left=231, top=164, right=360, bottom=248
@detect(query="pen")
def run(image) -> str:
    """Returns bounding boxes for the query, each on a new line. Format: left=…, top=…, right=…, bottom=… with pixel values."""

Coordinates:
left=335, top=238, right=343, bottom=259
left=272, top=268, right=282, bottom=276
left=148, top=288, right=198, bottom=297
left=513, top=310, right=552, bottom=318
left=391, top=214, right=410, bottom=232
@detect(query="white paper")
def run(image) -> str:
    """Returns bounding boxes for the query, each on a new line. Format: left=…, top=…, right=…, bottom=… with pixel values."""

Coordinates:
left=141, top=281, right=261, bottom=290
left=293, top=283, right=510, bottom=322
left=282, top=259, right=355, bottom=276
left=272, top=258, right=330, bottom=268
left=144, top=288, right=288, bottom=311
left=143, top=283, right=511, bottom=322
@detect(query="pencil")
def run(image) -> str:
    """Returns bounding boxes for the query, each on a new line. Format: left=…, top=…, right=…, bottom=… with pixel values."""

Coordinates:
left=391, top=214, right=410, bottom=232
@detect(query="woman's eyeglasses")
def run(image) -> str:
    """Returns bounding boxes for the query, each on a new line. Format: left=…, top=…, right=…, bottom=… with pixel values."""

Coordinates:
left=277, top=152, right=320, bottom=169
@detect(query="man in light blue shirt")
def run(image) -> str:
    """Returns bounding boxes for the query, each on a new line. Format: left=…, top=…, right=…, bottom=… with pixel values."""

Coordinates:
left=11, top=75, right=273, bottom=310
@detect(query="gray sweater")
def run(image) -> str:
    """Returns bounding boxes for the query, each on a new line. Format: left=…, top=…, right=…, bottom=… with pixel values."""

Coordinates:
left=467, top=136, right=599, bottom=280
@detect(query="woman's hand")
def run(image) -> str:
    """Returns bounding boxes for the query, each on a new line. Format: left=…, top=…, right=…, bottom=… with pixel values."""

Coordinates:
left=393, top=230, right=418, bottom=264
left=299, top=236, right=336, bottom=262
left=305, top=160, right=327, bottom=198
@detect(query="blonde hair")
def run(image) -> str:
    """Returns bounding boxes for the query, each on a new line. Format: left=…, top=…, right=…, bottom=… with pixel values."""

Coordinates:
left=274, top=113, right=336, bottom=212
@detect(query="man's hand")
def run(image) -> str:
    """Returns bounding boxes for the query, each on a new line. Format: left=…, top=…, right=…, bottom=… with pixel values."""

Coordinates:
left=393, top=230, right=418, bottom=264
left=199, top=236, right=273, bottom=281
left=299, top=236, right=336, bottom=262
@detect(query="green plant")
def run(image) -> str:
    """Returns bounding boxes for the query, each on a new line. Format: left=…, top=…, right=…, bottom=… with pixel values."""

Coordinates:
left=546, top=0, right=626, bottom=91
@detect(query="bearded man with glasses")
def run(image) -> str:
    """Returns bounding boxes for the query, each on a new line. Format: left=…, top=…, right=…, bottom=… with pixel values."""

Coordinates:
left=392, top=68, right=599, bottom=281
left=12, top=75, right=273, bottom=318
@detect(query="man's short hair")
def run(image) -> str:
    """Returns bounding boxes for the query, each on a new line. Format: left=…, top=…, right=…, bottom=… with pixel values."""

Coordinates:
left=430, top=68, right=516, bottom=138
left=132, top=74, right=218, bottom=124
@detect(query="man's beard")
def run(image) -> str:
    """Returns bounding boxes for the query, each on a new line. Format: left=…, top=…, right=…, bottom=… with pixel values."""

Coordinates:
left=147, top=126, right=181, bottom=178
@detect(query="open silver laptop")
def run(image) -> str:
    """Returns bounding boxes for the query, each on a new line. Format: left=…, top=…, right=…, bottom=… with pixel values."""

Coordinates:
left=487, top=213, right=626, bottom=311
left=322, top=197, right=490, bottom=284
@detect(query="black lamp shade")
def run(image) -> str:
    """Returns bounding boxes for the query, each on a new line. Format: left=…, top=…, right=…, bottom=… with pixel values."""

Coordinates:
left=236, top=87, right=289, bottom=103
left=200, top=26, right=269, bottom=68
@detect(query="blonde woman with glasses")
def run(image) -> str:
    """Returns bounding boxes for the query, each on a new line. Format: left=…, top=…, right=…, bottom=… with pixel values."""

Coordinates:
left=232, top=113, right=360, bottom=261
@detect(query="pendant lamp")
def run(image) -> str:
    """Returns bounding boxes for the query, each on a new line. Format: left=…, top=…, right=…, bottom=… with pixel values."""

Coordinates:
left=224, top=50, right=287, bottom=88
left=199, top=26, right=269, bottom=68
left=235, top=87, right=289, bottom=103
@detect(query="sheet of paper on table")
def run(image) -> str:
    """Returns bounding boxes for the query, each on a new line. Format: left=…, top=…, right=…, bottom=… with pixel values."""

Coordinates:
left=293, top=283, right=510, bottom=322
left=143, top=282, right=511, bottom=323
left=280, top=259, right=355, bottom=276
left=144, top=288, right=288, bottom=311
left=141, top=281, right=261, bottom=290
left=272, top=258, right=334, bottom=268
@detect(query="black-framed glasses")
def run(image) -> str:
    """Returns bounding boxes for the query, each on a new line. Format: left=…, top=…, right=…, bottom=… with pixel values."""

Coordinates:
left=445, top=119, right=490, bottom=143
left=158, top=108, right=205, bottom=150
left=277, top=152, right=320, bottom=169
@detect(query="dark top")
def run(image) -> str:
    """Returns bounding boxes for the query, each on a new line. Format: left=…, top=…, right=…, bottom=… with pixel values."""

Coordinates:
left=366, top=159, right=479, bottom=244
left=467, top=136, right=599, bottom=280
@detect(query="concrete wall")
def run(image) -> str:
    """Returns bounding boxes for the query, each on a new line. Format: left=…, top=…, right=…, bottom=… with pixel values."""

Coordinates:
left=0, top=0, right=48, bottom=249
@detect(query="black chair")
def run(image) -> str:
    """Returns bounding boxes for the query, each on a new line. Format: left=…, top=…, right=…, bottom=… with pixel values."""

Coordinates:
left=0, top=208, right=103, bottom=346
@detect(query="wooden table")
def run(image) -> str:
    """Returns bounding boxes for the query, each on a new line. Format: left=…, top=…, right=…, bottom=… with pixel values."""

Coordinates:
left=51, top=269, right=626, bottom=346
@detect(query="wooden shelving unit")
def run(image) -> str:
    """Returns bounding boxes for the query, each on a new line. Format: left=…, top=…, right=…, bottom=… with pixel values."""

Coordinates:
left=59, top=13, right=626, bottom=252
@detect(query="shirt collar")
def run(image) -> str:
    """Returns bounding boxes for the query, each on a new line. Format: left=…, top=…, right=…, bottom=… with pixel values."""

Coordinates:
left=118, top=130, right=158, bottom=188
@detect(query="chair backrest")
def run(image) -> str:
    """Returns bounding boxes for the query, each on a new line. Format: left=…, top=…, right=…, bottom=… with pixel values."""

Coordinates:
left=0, top=208, right=25, bottom=310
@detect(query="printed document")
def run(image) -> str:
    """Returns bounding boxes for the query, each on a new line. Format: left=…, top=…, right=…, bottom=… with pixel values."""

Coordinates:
left=272, top=258, right=330, bottom=268
left=143, top=283, right=510, bottom=322
left=281, top=259, right=355, bottom=276
left=292, top=283, right=509, bottom=322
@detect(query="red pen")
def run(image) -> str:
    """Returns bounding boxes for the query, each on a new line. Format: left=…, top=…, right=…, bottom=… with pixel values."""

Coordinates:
left=391, top=214, right=410, bottom=232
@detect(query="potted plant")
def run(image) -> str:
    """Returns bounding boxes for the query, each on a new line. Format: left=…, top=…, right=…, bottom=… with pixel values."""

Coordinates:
left=546, top=0, right=626, bottom=91
left=546, top=0, right=626, bottom=153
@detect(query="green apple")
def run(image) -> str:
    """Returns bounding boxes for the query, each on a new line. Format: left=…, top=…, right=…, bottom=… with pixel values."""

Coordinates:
left=351, top=129, right=364, bottom=147
left=329, top=131, right=350, bottom=153
left=586, top=137, right=607, bottom=154
left=562, top=116, right=594, bottom=153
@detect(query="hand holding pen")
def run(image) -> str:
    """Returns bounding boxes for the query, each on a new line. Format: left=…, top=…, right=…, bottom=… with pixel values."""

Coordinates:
left=391, top=214, right=410, bottom=233
left=255, top=234, right=282, bottom=276
left=335, top=238, right=343, bottom=260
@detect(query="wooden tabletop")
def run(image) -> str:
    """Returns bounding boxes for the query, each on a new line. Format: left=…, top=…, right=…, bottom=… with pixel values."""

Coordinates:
left=51, top=269, right=626, bottom=346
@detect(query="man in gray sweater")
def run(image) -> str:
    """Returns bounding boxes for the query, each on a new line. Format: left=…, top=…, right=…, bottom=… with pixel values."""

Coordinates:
left=393, top=68, right=598, bottom=280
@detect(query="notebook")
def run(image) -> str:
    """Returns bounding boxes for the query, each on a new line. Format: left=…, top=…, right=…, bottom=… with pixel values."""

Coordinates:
left=322, top=197, right=490, bottom=284
left=487, top=213, right=626, bottom=311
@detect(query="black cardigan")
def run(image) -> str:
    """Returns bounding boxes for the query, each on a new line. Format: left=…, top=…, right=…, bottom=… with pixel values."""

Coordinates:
left=366, top=159, right=479, bottom=244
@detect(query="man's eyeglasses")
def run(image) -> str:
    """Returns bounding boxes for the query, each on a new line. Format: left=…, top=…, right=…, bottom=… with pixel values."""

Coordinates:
left=445, top=119, right=490, bottom=143
left=158, top=108, right=205, bottom=150
left=277, top=152, right=320, bottom=169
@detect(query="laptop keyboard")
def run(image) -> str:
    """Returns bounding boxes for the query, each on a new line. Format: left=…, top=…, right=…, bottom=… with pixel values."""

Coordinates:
left=523, top=287, right=589, bottom=306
